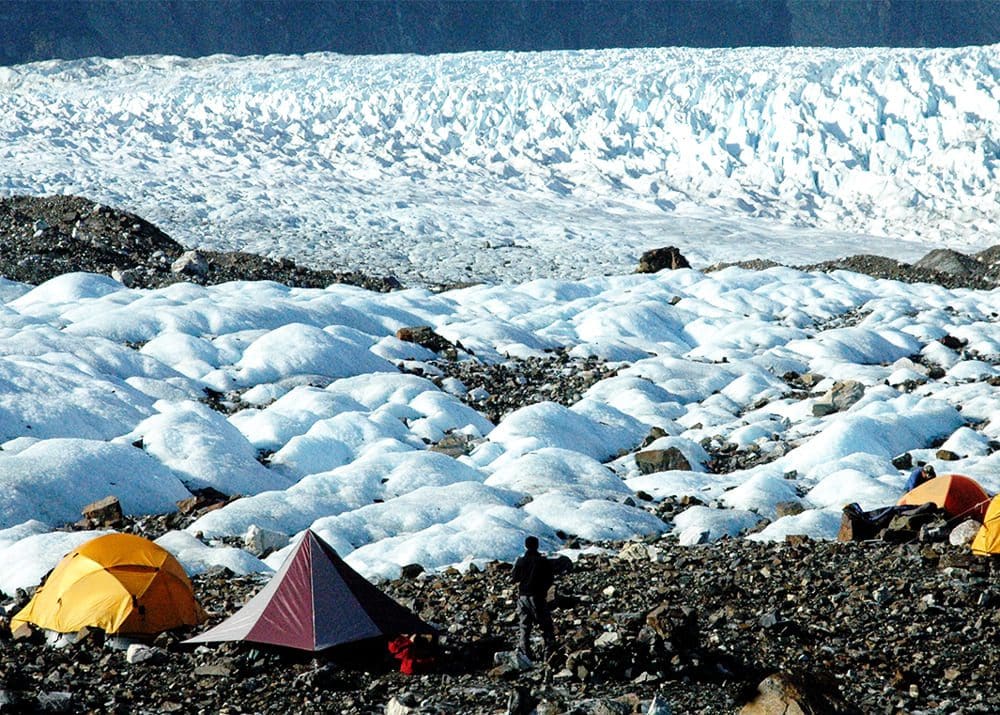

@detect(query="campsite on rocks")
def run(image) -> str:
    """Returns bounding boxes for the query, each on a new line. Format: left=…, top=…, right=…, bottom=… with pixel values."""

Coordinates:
left=1, top=21, right=1000, bottom=715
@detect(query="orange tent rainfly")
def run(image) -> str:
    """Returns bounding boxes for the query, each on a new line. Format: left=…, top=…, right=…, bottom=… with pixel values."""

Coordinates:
left=10, top=533, right=205, bottom=636
left=897, top=474, right=990, bottom=523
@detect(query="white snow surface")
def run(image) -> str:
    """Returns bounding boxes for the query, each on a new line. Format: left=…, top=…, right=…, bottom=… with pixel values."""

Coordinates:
left=2, top=45, right=1000, bottom=588
left=1, top=46, right=998, bottom=285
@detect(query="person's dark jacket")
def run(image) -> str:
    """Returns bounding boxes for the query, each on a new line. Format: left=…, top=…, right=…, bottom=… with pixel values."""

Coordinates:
left=511, top=549, right=553, bottom=597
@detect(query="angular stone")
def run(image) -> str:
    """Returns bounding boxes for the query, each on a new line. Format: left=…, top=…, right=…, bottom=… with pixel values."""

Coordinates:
left=812, top=380, right=865, bottom=417
left=914, top=248, right=980, bottom=276
left=193, top=663, right=232, bottom=678
left=938, top=334, right=966, bottom=350
left=171, top=249, right=209, bottom=276
left=386, top=695, right=420, bottom=715
left=616, top=542, right=653, bottom=562
left=587, top=699, right=631, bottom=715
left=176, top=488, right=229, bottom=515
left=507, top=686, right=538, bottom=715
left=949, top=519, right=981, bottom=546
left=111, top=268, right=141, bottom=287
left=775, top=501, right=804, bottom=518
left=891, top=453, right=914, bottom=470
left=395, top=325, right=456, bottom=355
left=243, top=524, right=289, bottom=557
left=636, top=246, right=690, bottom=273
left=837, top=505, right=870, bottom=542
left=641, top=426, right=669, bottom=448
left=739, top=671, right=859, bottom=714
left=400, top=563, right=425, bottom=579
left=635, top=447, right=691, bottom=474
left=645, top=605, right=698, bottom=650
left=125, top=644, right=164, bottom=665
left=81, top=495, right=123, bottom=526
left=799, top=372, right=824, bottom=388
left=429, top=432, right=475, bottom=458
left=594, top=631, right=621, bottom=648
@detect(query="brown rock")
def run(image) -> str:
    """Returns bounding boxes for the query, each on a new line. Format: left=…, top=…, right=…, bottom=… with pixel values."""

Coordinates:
left=636, top=246, right=691, bottom=273
left=645, top=604, right=698, bottom=650
left=395, top=326, right=457, bottom=356
left=176, top=488, right=230, bottom=515
left=739, top=671, right=860, bottom=714
left=775, top=501, right=805, bottom=518
left=81, top=495, right=123, bottom=526
left=635, top=447, right=692, bottom=474
left=429, top=433, right=475, bottom=458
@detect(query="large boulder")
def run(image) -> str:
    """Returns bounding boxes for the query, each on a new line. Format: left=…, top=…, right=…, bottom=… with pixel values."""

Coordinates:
left=812, top=380, right=865, bottom=417
left=914, top=248, right=981, bottom=277
left=635, top=447, right=692, bottom=474
left=636, top=247, right=691, bottom=274
left=740, top=671, right=860, bottom=714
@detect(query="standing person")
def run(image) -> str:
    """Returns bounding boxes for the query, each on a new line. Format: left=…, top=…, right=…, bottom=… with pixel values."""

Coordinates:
left=511, top=535, right=556, bottom=663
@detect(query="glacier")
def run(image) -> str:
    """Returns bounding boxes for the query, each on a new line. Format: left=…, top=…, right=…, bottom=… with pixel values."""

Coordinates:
left=1, top=44, right=997, bottom=286
left=2, top=44, right=1000, bottom=587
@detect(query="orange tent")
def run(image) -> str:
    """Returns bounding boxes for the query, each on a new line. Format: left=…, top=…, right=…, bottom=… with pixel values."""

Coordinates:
left=11, top=533, right=205, bottom=636
left=972, top=495, right=1000, bottom=554
left=897, top=474, right=990, bottom=522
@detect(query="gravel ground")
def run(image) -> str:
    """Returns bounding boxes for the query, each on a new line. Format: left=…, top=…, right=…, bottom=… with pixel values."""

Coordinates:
left=2, top=535, right=999, bottom=714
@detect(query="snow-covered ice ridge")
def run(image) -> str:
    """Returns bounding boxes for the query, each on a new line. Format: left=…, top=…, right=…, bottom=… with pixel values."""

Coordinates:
left=1, top=45, right=998, bottom=285
left=2, top=264, right=1000, bottom=588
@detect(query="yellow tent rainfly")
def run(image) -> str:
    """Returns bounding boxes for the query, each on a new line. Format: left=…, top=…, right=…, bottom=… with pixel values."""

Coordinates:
left=972, top=495, right=1000, bottom=555
left=10, top=533, right=205, bottom=636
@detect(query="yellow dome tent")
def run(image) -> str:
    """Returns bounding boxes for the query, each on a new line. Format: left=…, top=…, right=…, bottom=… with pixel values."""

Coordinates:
left=10, top=533, right=205, bottom=636
left=972, top=495, right=1000, bottom=555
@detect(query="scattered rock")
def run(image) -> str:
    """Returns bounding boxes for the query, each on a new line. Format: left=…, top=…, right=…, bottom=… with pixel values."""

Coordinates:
left=125, top=643, right=165, bottom=665
left=0, top=195, right=401, bottom=292
left=428, top=432, right=476, bottom=458
left=950, top=519, right=981, bottom=546
left=193, top=662, right=232, bottom=678
left=396, top=326, right=458, bottom=356
left=506, top=686, right=538, bottom=715
left=635, top=447, right=692, bottom=474
left=176, top=488, right=230, bottom=516
left=80, top=495, right=123, bottom=527
left=170, top=249, right=210, bottom=276
left=774, top=501, right=804, bottom=518
left=243, top=525, right=289, bottom=557
left=385, top=694, right=420, bottom=715
left=401, top=348, right=617, bottom=424
left=636, top=247, right=691, bottom=273
left=739, top=670, right=861, bottom=714
left=891, top=452, right=913, bottom=470
left=400, top=563, right=425, bottom=579
left=617, top=542, right=660, bottom=563
left=812, top=379, right=865, bottom=416
left=914, top=248, right=982, bottom=277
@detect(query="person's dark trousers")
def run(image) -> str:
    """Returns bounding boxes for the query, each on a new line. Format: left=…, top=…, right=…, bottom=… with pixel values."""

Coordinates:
left=518, top=594, right=555, bottom=659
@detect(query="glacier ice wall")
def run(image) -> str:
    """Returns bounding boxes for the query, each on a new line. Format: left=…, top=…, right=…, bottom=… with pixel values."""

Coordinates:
left=0, top=45, right=997, bottom=284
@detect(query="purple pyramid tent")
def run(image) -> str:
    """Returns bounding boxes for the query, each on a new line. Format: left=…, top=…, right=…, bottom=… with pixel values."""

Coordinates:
left=184, top=529, right=435, bottom=651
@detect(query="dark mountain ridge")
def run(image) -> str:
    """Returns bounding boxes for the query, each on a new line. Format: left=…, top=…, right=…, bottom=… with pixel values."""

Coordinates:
left=3, top=0, right=999, bottom=67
